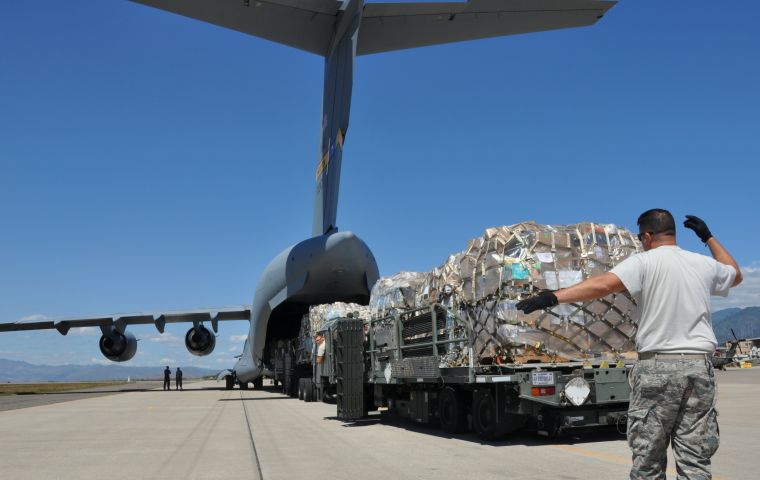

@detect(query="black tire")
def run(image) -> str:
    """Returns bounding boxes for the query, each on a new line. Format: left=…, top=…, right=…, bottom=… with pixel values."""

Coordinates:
left=472, top=389, right=504, bottom=440
left=253, top=377, right=263, bottom=390
left=239, top=381, right=249, bottom=390
left=224, top=375, right=234, bottom=390
left=439, top=386, right=468, bottom=434
left=288, top=375, right=299, bottom=398
left=304, top=379, right=314, bottom=402
left=298, top=378, right=305, bottom=400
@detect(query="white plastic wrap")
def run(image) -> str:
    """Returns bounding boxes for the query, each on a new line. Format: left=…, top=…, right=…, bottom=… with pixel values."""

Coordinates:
left=371, top=221, right=643, bottom=364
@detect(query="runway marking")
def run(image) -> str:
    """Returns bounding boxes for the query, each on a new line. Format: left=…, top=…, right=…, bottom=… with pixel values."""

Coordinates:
left=549, top=444, right=726, bottom=480
left=240, top=390, right=264, bottom=480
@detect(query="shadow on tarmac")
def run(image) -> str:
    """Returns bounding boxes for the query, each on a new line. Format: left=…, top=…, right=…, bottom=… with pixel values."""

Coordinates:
left=367, top=415, right=626, bottom=447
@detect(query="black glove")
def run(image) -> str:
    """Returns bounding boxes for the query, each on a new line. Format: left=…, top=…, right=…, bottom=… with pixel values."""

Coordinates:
left=516, top=292, right=559, bottom=315
left=684, top=215, right=712, bottom=243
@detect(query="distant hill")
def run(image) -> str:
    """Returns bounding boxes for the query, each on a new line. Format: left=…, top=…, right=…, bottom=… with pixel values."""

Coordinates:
left=713, top=307, right=760, bottom=343
left=0, top=359, right=220, bottom=383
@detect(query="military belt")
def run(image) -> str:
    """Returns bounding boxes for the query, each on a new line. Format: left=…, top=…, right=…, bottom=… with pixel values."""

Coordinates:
left=638, top=352, right=711, bottom=361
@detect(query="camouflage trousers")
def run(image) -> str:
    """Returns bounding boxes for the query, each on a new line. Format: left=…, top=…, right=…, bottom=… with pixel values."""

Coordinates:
left=627, top=357, right=719, bottom=479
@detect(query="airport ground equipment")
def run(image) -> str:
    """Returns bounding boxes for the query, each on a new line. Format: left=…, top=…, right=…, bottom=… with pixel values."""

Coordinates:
left=293, top=306, right=631, bottom=440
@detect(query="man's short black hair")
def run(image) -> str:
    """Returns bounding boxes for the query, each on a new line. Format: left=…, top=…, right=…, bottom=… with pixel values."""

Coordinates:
left=637, top=208, right=676, bottom=236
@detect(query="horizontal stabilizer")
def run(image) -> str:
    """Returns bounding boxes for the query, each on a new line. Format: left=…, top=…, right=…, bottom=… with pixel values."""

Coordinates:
left=131, top=0, right=341, bottom=55
left=357, top=0, right=616, bottom=55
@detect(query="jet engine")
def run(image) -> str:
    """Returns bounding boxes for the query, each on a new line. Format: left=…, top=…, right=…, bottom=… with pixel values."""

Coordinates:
left=185, top=325, right=216, bottom=356
left=99, top=329, right=137, bottom=362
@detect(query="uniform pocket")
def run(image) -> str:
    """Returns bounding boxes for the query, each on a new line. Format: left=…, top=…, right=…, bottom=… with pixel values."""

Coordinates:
left=701, top=407, right=720, bottom=457
left=627, top=407, right=661, bottom=456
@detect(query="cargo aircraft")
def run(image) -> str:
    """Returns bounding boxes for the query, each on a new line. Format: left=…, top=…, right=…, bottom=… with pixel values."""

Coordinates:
left=0, top=0, right=615, bottom=389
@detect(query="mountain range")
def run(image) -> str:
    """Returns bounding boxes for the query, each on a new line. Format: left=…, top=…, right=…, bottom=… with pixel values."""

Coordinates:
left=712, top=306, right=760, bottom=343
left=0, top=358, right=220, bottom=383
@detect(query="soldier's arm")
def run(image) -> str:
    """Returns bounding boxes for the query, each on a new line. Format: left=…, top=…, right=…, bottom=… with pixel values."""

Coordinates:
left=707, top=237, right=743, bottom=287
left=555, top=272, right=627, bottom=304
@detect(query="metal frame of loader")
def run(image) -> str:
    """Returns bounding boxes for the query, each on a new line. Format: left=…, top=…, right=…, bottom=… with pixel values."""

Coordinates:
left=314, top=305, right=632, bottom=440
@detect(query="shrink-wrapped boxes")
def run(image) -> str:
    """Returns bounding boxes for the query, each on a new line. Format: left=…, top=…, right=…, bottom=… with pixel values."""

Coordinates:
left=371, top=221, right=642, bottom=365
left=309, top=302, right=370, bottom=335
left=369, top=271, right=429, bottom=317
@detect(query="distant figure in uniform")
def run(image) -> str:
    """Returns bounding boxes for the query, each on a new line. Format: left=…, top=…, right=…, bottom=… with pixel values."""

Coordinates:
left=517, top=210, right=742, bottom=479
left=315, top=334, right=326, bottom=364
left=163, top=366, right=171, bottom=391
left=176, top=367, right=183, bottom=390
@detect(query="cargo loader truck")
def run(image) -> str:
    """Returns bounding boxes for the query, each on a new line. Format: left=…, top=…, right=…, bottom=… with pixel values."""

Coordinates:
left=278, top=304, right=631, bottom=440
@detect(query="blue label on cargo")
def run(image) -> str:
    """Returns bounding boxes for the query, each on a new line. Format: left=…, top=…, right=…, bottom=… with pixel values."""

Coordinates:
left=511, top=263, right=529, bottom=280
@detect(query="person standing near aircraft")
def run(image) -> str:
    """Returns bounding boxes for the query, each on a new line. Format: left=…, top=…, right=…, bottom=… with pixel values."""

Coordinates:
left=176, top=367, right=183, bottom=391
left=516, top=210, right=742, bottom=479
left=163, top=366, right=171, bottom=391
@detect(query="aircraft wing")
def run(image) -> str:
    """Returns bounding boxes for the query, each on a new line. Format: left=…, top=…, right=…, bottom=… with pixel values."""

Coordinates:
left=130, top=0, right=341, bottom=56
left=357, top=0, right=616, bottom=55
left=0, top=306, right=251, bottom=336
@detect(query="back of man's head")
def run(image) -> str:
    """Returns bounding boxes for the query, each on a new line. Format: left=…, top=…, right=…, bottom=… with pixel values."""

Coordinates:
left=637, top=208, right=676, bottom=238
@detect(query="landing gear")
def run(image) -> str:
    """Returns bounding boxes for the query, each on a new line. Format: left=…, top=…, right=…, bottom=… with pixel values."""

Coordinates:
left=239, top=381, right=249, bottom=390
left=224, top=375, right=234, bottom=390
left=253, top=377, right=263, bottom=390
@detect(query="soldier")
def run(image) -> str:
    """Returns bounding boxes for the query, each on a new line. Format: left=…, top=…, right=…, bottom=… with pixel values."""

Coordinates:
left=163, top=365, right=171, bottom=391
left=175, top=367, right=183, bottom=391
left=517, top=209, right=742, bottom=479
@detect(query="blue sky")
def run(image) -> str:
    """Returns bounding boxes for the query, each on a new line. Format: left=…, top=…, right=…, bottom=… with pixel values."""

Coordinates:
left=1, top=1, right=758, bottom=368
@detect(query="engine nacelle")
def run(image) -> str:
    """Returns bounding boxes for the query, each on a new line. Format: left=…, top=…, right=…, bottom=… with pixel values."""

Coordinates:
left=99, top=329, right=137, bottom=362
left=185, top=325, right=216, bottom=356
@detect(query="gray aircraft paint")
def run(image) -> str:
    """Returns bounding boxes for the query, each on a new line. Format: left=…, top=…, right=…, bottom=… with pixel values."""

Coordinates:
left=0, top=1, right=615, bottom=380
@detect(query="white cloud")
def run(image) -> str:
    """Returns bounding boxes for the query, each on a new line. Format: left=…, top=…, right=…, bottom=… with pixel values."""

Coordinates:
left=90, top=357, right=111, bottom=366
left=229, top=334, right=247, bottom=343
left=71, top=326, right=100, bottom=336
left=228, top=345, right=240, bottom=352
left=147, top=333, right=181, bottom=344
left=17, top=314, right=50, bottom=322
left=713, top=264, right=760, bottom=310
left=159, top=357, right=176, bottom=365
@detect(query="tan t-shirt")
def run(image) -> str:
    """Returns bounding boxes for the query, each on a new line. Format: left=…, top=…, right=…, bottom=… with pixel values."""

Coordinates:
left=610, top=245, right=736, bottom=353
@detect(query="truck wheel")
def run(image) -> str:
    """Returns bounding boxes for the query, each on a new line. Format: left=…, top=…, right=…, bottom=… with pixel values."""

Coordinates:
left=472, top=389, right=505, bottom=440
left=253, top=377, right=263, bottom=390
left=224, top=375, right=234, bottom=390
left=439, top=387, right=468, bottom=434
left=304, top=379, right=314, bottom=402
left=288, top=375, right=299, bottom=398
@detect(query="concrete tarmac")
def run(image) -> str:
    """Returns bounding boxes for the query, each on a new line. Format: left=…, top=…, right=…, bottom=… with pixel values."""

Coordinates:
left=0, top=369, right=758, bottom=480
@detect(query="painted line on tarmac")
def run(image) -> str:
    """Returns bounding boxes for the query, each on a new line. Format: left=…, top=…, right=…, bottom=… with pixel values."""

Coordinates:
left=548, top=445, right=726, bottom=480
left=240, top=390, right=265, bottom=480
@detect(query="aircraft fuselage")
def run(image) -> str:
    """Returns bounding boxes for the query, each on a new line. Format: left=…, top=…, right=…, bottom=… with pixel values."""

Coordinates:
left=234, top=230, right=378, bottom=382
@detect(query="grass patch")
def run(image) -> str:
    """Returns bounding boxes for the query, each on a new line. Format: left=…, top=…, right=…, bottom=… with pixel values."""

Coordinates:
left=0, top=382, right=127, bottom=395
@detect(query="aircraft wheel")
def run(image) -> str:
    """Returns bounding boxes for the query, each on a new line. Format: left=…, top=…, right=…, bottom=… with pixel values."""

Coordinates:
left=224, top=375, right=234, bottom=390
left=439, top=386, right=468, bottom=434
left=253, top=377, right=263, bottom=390
left=298, top=378, right=305, bottom=400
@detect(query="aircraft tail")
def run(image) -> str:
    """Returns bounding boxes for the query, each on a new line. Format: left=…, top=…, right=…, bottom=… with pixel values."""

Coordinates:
left=131, top=0, right=616, bottom=236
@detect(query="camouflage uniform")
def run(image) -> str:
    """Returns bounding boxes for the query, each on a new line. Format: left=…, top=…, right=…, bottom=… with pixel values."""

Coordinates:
left=627, top=357, right=719, bottom=479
